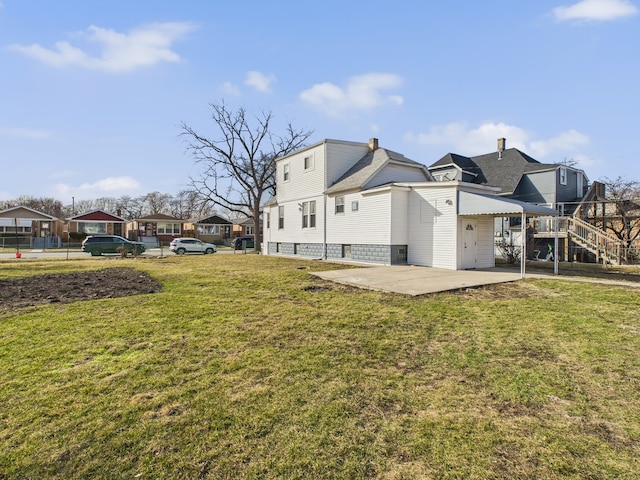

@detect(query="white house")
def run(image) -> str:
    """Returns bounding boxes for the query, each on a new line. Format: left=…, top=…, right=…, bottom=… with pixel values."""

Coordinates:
left=262, top=138, right=556, bottom=271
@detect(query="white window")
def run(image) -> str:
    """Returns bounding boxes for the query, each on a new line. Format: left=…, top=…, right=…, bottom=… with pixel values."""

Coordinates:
left=335, top=196, right=345, bottom=214
left=78, top=222, right=107, bottom=234
left=302, top=201, right=316, bottom=228
left=559, top=167, right=567, bottom=185
left=246, top=226, right=254, bottom=235
left=351, top=201, right=359, bottom=212
left=266, top=213, right=270, bottom=229
left=304, top=155, right=314, bottom=170
left=200, top=225, right=220, bottom=235
left=278, top=206, right=284, bottom=229
left=283, top=163, right=290, bottom=182
left=157, top=223, right=181, bottom=234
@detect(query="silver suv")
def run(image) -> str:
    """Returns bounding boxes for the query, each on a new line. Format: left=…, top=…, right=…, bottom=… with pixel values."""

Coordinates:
left=169, top=238, right=217, bottom=255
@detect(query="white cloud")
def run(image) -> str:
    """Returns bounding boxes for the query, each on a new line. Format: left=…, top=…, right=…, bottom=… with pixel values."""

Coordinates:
left=8, top=22, right=197, bottom=73
left=406, top=121, right=590, bottom=161
left=528, top=129, right=589, bottom=157
left=221, top=81, right=241, bottom=96
left=53, top=176, right=141, bottom=198
left=245, top=71, right=276, bottom=93
left=299, top=73, right=404, bottom=116
left=0, top=127, right=51, bottom=139
left=552, top=0, right=638, bottom=22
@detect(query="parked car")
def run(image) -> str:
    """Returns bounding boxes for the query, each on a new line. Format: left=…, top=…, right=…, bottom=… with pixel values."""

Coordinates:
left=231, top=236, right=255, bottom=250
left=169, top=238, right=217, bottom=255
left=81, top=235, right=145, bottom=256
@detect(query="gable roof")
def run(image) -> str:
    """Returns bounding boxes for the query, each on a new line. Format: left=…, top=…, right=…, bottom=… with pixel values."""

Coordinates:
left=68, top=210, right=126, bottom=222
left=194, top=214, right=232, bottom=225
left=325, top=147, right=430, bottom=195
left=430, top=148, right=557, bottom=195
left=0, top=205, right=57, bottom=220
left=137, top=213, right=183, bottom=222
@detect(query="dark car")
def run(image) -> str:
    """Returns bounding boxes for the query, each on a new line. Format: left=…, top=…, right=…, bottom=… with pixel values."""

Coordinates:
left=231, top=236, right=255, bottom=250
left=81, top=235, right=146, bottom=256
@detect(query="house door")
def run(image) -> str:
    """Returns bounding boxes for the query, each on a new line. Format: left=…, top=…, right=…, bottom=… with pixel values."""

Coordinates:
left=462, top=220, right=477, bottom=269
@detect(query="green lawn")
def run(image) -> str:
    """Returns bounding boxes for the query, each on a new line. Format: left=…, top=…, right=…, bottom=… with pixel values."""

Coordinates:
left=1, top=255, right=639, bottom=479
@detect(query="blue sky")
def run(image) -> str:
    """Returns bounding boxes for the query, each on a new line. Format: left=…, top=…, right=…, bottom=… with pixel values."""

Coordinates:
left=1, top=0, right=638, bottom=202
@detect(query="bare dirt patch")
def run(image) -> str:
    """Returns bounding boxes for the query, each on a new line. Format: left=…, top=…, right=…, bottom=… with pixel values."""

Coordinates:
left=0, top=267, right=162, bottom=313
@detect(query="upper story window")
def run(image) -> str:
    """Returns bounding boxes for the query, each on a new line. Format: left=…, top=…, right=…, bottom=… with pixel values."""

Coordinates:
left=266, top=213, right=270, bottom=229
left=335, top=196, right=345, bottom=214
left=351, top=201, right=359, bottom=212
left=304, top=155, right=314, bottom=171
left=559, top=167, right=567, bottom=185
left=283, top=163, right=290, bottom=182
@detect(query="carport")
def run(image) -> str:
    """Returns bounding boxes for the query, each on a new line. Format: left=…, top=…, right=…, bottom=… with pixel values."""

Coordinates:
left=457, top=191, right=558, bottom=278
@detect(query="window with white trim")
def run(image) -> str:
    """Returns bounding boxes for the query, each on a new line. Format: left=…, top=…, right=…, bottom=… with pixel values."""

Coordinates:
left=278, top=206, right=285, bottom=229
left=335, top=196, right=345, bottom=214
left=304, top=155, right=314, bottom=170
left=559, top=167, right=567, bottom=185
left=302, top=200, right=316, bottom=228
left=351, top=201, right=359, bottom=212
left=157, top=222, right=181, bottom=234
left=283, top=163, right=290, bottom=182
left=246, top=226, right=254, bottom=235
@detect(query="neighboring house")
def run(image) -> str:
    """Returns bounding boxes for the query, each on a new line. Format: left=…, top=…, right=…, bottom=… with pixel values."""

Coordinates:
left=131, top=213, right=185, bottom=247
left=67, top=210, right=127, bottom=238
left=262, top=138, right=555, bottom=270
left=194, top=215, right=232, bottom=244
left=428, top=138, right=589, bottom=214
left=0, top=205, right=61, bottom=248
left=233, top=217, right=261, bottom=239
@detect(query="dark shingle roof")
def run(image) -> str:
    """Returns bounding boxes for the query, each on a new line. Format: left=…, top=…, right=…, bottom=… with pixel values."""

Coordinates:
left=430, top=148, right=557, bottom=194
left=194, top=215, right=232, bottom=225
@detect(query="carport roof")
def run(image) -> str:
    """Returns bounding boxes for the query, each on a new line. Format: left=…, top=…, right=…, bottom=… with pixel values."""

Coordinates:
left=457, top=191, right=557, bottom=216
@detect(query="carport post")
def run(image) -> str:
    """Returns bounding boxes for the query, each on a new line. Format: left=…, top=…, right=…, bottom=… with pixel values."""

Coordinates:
left=520, top=212, right=526, bottom=278
left=554, top=215, right=559, bottom=275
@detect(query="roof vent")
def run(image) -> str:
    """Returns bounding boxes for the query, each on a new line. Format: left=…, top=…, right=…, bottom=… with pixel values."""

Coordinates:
left=497, top=137, right=506, bottom=159
left=369, top=138, right=379, bottom=151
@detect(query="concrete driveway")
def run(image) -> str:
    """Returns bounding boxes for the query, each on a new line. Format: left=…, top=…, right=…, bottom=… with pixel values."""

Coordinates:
left=312, top=265, right=526, bottom=295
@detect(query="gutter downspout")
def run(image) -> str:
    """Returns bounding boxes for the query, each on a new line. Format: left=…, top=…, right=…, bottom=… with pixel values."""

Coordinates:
left=323, top=193, right=327, bottom=259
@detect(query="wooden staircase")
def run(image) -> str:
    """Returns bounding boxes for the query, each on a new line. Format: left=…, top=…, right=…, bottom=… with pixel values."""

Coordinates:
left=567, top=216, right=624, bottom=265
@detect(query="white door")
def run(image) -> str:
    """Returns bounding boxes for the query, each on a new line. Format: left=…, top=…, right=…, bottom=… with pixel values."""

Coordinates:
left=462, top=220, right=477, bottom=269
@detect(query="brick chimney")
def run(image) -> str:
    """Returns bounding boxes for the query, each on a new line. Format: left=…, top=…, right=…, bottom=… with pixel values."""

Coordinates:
left=497, top=137, right=506, bottom=159
left=369, top=138, right=379, bottom=151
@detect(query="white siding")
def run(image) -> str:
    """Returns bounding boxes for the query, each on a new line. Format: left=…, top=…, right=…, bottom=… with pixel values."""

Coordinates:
left=475, top=216, right=496, bottom=268
left=407, top=186, right=458, bottom=269
left=457, top=216, right=495, bottom=269
left=266, top=197, right=325, bottom=245
left=276, top=143, right=327, bottom=203
left=325, top=142, right=371, bottom=186
left=327, top=191, right=391, bottom=244
left=389, top=188, right=409, bottom=245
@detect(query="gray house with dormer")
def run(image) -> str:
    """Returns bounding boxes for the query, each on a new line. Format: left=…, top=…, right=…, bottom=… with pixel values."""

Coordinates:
left=428, top=138, right=589, bottom=215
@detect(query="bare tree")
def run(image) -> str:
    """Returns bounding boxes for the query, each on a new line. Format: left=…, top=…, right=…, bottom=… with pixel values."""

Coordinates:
left=169, top=190, right=211, bottom=220
left=145, top=191, right=172, bottom=215
left=181, top=102, right=313, bottom=250
left=601, top=177, right=640, bottom=253
left=117, top=195, right=146, bottom=220
left=1, top=196, right=63, bottom=217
